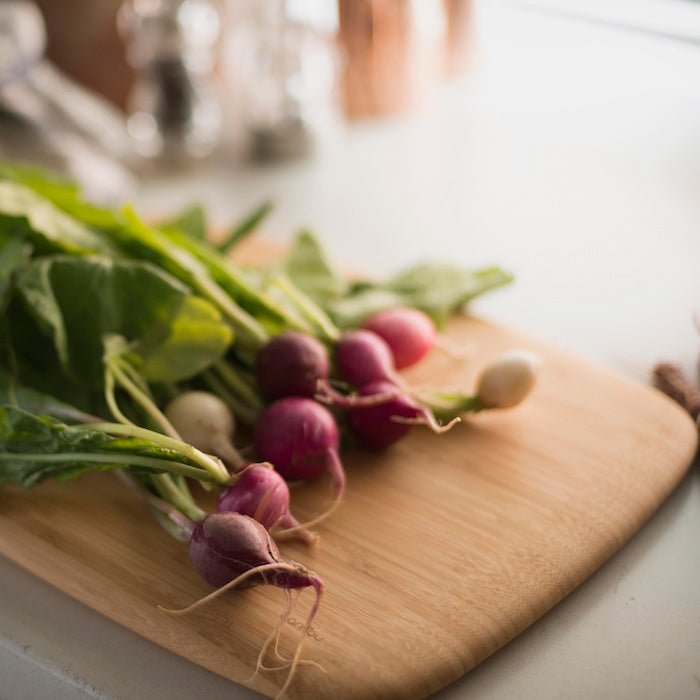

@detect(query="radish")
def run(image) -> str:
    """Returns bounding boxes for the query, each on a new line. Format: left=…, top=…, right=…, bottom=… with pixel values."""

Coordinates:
left=334, top=329, right=403, bottom=388
left=164, top=511, right=324, bottom=698
left=346, top=380, right=459, bottom=449
left=217, top=463, right=318, bottom=545
left=164, top=391, right=245, bottom=470
left=255, top=331, right=329, bottom=399
left=187, top=512, right=323, bottom=591
left=254, top=397, right=346, bottom=519
left=362, top=307, right=436, bottom=369
left=476, top=350, right=540, bottom=409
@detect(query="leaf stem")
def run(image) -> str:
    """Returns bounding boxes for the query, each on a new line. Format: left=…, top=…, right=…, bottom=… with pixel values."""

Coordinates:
left=272, top=275, right=340, bottom=342
left=213, top=360, right=264, bottom=411
left=0, top=451, right=218, bottom=483
left=218, top=200, right=273, bottom=253
left=77, top=422, right=230, bottom=484
left=108, top=359, right=180, bottom=439
left=201, top=370, right=259, bottom=426
left=150, top=474, right=206, bottom=522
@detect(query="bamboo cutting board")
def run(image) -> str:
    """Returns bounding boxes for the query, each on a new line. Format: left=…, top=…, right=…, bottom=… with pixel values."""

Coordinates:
left=0, top=293, right=697, bottom=697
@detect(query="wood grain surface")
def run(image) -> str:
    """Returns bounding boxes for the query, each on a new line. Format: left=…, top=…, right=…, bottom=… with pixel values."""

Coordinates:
left=0, top=249, right=697, bottom=699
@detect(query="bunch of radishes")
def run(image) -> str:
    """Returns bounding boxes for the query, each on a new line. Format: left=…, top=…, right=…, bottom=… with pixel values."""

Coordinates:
left=165, top=306, right=539, bottom=552
left=157, top=307, right=539, bottom=660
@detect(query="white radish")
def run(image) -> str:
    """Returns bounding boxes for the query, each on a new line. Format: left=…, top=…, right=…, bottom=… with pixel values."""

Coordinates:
left=476, top=350, right=540, bottom=409
left=165, top=391, right=244, bottom=469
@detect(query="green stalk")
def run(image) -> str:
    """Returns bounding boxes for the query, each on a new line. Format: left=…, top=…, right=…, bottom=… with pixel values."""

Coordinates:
left=77, top=421, right=230, bottom=484
left=201, top=370, right=259, bottom=426
left=272, top=275, right=340, bottom=342
left=150, top=474, right=205, bottom=522
left=108, top=359, right=180, bottom=439
left=218, top=200, right=273, bottom=253
left=0, top=452, right=218, bottom=483
left=191, top=274, right=270, bottom=349
left=104, top=368, right=139, bottom=429
left=416, top=390, right=483, bottom=422
left=213, top=360, right=264, bottom=412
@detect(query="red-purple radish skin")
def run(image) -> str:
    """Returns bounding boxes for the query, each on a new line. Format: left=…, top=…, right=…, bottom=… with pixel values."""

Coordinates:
left=217, top=464, right=317, bottom=545
left=163, top=512, right=324, bottom=699
left=334, top=329, right=403, bottom=387
left=346, top=380, right=459, bottom=450
left=256, top=331, right=330, bottom=399
left=253, top=396, right=346, bottom=532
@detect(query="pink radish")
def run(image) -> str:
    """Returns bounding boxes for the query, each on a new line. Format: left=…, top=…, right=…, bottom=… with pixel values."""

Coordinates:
left=363, top=307, right=436, bottom=369
left=334, top=329, right=403, bottom=388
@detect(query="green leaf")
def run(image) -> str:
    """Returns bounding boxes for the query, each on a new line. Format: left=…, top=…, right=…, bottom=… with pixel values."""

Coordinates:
left=0, top=405, right=204, bottom=488
left=386, top=263, right=513, bottom=323
left=326, top=288, right=406, bottom=329
left=328, top=263, right=513, bottom=328
left=217, top=200, right=273, bottom=253
left=116, top=207, right=269, bottom=350
left=161, top=203, right=207, bottom=240
left=0, top=182, right=115, bottom=255
left=283, top=230, right=347, bottom=306
left=13, top=255, right=233, bottom=387
left=0, top=227, right=30, bottom=311
left=159, top=223, right=311, bottom=338
left=0, top=368, right=98, bottom=423
left=138, top=295, right=235, bottom=382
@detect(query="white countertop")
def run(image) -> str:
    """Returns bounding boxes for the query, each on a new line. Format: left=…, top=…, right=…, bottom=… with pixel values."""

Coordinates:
left=3, top=2, right=700, bottom=698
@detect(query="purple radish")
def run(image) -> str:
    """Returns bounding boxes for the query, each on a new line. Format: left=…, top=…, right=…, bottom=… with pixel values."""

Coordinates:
left=363, top=307, right=436, bottom=369
left=347, top=380, right=459, bottom=450
left=256, top=331, right=329, bottom=398
left=188, top=512, right=322, bottom=591
left=217, top=463, right=318, bottom=545
left=254, top=397, right=346, bottom=513
left=334, top=329, right=403, bottom=388
left=167, top=512, right=324, bottom=697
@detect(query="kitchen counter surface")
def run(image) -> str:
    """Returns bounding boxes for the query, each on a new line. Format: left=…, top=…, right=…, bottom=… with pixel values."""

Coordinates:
left=2, top=2, right=700, bottom=699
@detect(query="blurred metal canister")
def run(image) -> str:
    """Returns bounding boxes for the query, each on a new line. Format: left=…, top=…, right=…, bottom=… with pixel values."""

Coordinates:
left=118, top=0, right=223, bottom=160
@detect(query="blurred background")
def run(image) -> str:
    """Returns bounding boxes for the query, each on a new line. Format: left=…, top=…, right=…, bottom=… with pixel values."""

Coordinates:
left=0, top=0, right=477, bottom=198
left=2, top=0, right=700, bottom=198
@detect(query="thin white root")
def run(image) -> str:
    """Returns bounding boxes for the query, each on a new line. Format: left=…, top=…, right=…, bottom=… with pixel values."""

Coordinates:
left=434, top=333, right=475, bottom=361
left=274, top=591, right=300, bottom=663
left=249, top=590, right=297, bottom=680
left=274, top=585, right=324, bottom=700
left=391, top=413, right=461, bottom=434
left=273, top=498, right=342, bottom=542
left=157, top=562, right=294, bottom=615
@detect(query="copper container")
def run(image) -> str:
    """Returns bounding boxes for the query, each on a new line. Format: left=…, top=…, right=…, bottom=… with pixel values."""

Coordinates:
left=33, top=0, right=132, bottom=109
left=338, top=0, right=446, bottom=119
left=443, top=0, right=474, bottom=76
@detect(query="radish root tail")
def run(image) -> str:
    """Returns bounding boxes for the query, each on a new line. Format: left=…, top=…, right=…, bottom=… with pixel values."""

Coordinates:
left=157, top=562, right=295, bottom=615
left=390, top=412, right=461, bottom=434
left=275, top=581, right=324, bottom=699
